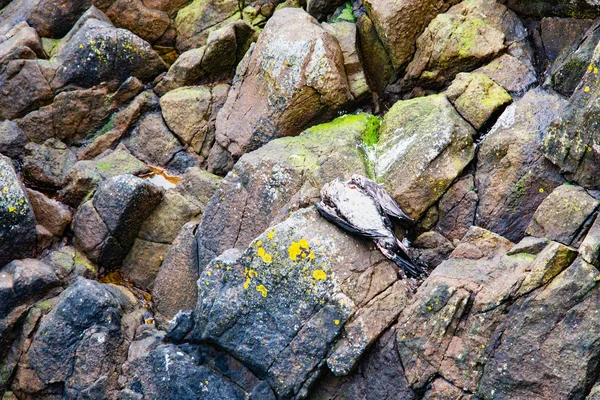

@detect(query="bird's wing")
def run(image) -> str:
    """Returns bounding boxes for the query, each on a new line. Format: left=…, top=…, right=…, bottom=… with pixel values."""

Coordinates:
left=315, top=202, right=388, bottom=240
left=376, top=239, right=427, bottom=278
left=350, top=175, right=413, bottom=222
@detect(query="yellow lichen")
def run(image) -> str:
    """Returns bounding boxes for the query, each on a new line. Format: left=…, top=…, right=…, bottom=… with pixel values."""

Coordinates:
left=585, top=86, right=591, bottom=93
left=309, top=251, right=315, bottom=261
left=8, top=206, right=15, bottom=213
left=257, top=247, right=265, bottom=257
left=263, top=253, right=272, bottom=263
left=267, top=231, right=275, bottom=239
left=334, top=319, right=340, bottom=325
left=288, top=242, right=302, bottom=261
left=313, top=270, right=327, bottom=280
left=256, top=284, right=268, bottom=297
left=299, top=238, right=309, bottom=249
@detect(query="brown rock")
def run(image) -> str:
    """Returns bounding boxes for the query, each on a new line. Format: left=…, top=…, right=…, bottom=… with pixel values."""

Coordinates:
left=403, top=0, right=516, bottom=90
left=527, top=184, right=599, bottom=245
left=26, top=189, right=72, bottom=237
left=476, top=89, right=566, bottom=242
left=152, top=223, right=199, bottom=320
left=375, top=94, right=475, bottom=220
left=160, top=84, right=230, bottom=161
left=446, top=72, right=512, bottom=130
left=435, top=175, right=478, bottom=243
left=207, top=8, right=354, bottom=174
left=363, top=0, right=459, bottom=72
left=0, top=60, right=53, bottom=120
left=105, top=0, right=170, bottom=43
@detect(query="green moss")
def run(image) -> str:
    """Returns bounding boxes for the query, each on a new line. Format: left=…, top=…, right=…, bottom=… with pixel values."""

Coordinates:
left=91, top=114, right=116, bottom=139
left=456, top=18, right=489, bottom=59
left=331, top=2, right=356, bottom=23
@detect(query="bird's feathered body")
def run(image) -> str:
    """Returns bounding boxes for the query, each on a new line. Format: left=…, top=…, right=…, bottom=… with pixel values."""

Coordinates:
left=316, top=175, right=425, bottom=278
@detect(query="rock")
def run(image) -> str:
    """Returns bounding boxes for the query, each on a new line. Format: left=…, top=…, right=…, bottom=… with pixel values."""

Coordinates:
left=73, top=175, right=163, bottom=268
left=26, top=189, right=72, bottom=237
left=122, top=239, right=171, bottom=289
left=0, top=23, right=46, bottom=61
left=435, top=175, right=478, bottom=243
left=446, top=72, right=512, bottom=130
left=174, top=0, right=241, bottom=52
left=363, top=0, right=459, bottom=72
left=476, top=89, right=566, bottom=242
left=59, top=145, right=150, bottom=207
left=475, top=53, right=537, bottom=95
left=545, top=40, right=600, bottom=189
left=411, top=231, right=455, bottom=268
left=207, top=8, right=354, bottom=173
left=22, top=139, right=77, bottom=189
left=0, top=59, right=54, bottom=120
left=403, top=0, right=527, bottom=90
left=322, top=21, right=370, bottom=101
left=196, top=113, right=375, bottom=272
left=547, top=19, right=600, bottom=97
left=355, top=13, right=394, bottom=95
left=507, top=236, right=550, bottom=256
left=12, top=278, right=139, bottom=399
left=373, top=94, right=475, bottom=220
left=193, top=207, right=407, bottom=399
left=478, top=256, right=600, bottom=399
left=0, top=259, right=59, bottom=341
left=16, top=76, right=144, bottom=145
left=423, top=378, right=478, bottom=399
left=527, top=184, right=599, bottom=246
left=41, top=244, right=98, bottom=282
left=122, top=168, right=220, bottom=288
left=160, top=84, right=230, bottom=160
left=505, top=0, right=600, bottom=18
left=152, top=223, right=199, bottom=321
left=49, top=7, right=166, bottom=90
left=105, top=0, right=170, bottom=43
left=393, top=227, right=586, bottom=395
left=0, top=155, right=37, bottom=267
left=125, top=112, right=183, bottom=167
left=0, top=120, right=27, bottom=160
left=155, top=21, right=255, bottom=95
left=579, top=215, right=600, bottom=267
left=308, top=329, right=416, bottom=400
left=540, top=17, right=593, bottom=64
left=120, top=343, right=250, bottom=399
left=307, top=0, right=344, bottom=20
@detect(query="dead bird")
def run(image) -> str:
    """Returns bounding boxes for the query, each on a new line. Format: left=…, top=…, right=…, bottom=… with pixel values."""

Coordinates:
left=316, top=174, right=425, bottom=278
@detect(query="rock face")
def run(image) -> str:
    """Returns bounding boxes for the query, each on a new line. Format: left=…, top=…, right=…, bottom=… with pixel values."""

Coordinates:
left=6, top=0, right=600, bottom=397
left=193, top=207, right=408, bottom=399
left=12, top=278, right=139, bottom=399
left=73, top=175, right=163, bottom=268
left=49, top=7, right=166, bottom=89
left=160, top=84, right=229, bottom=162
left=0, top=155, right=37, bottom=267
left=546, top=40, right=600, bottom=190
left=547, top=19, right=600, bottom=97
left=196, top=113, right=375, bottom=272
left=363, top=0, right=459, bottom=72
left=476, top=89, right=566, bottom=242
left=403, top=0, right=529, bottom=90
left=207, top=8, right=354, bottom=174
left=446, top=72, right=512, bottom=130
left=527, top=184, right=599, bottom=246
left=506, top=0, right=600, bottom=18
left=373, top=94, right=475, bottom=220
left=174, top=0, right=241, bottom=51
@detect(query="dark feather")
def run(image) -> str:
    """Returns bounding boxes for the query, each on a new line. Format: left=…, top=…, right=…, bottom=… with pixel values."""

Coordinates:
left=350, top=175, right=413, bottom=222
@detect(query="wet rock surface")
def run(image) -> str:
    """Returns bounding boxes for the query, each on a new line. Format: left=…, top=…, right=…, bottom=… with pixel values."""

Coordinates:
left=4, top=0, right=600, bottom=399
